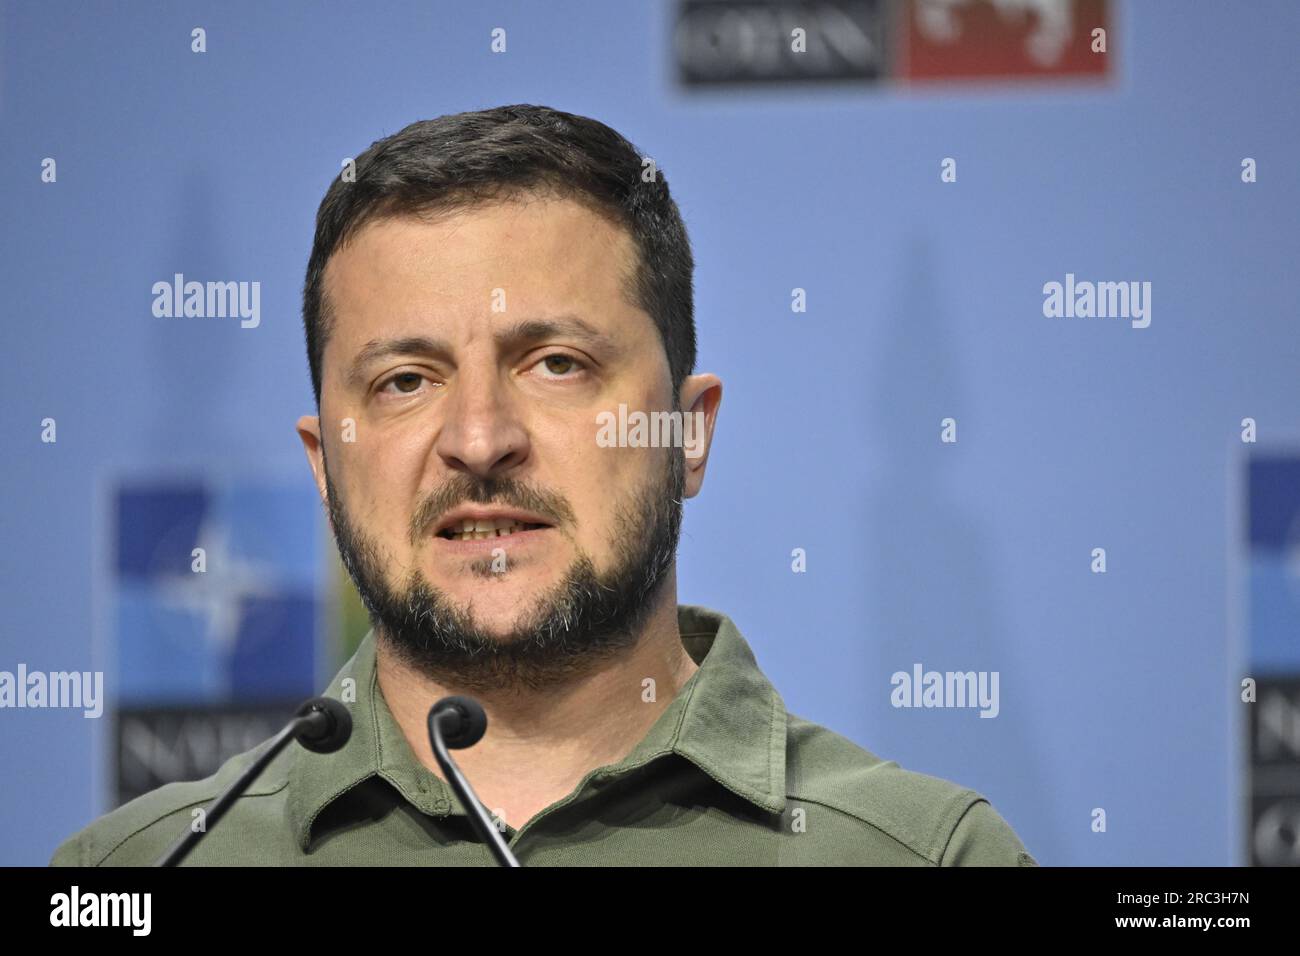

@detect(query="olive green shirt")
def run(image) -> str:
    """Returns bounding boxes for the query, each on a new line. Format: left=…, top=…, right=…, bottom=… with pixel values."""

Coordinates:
left=50, top=605, right=1037, bottom=866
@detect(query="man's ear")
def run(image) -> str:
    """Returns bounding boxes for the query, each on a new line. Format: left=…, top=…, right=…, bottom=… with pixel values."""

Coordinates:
left=677, top=373, right=722, bottom=499
left=296, top=414, right=329, bottom=508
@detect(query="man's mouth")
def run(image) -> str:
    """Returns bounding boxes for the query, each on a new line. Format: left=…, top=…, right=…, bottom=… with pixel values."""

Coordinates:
left=437, top=517, right=550, bottom=542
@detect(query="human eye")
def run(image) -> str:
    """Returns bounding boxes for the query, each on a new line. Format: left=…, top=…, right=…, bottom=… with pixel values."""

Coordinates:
left=376, top=370, right=432, bottom=397
left=531, top=352, right=588, bottom=380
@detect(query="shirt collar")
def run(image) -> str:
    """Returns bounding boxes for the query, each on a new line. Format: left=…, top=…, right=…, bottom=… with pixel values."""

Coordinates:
left=288, top=604, right=787, bottom=850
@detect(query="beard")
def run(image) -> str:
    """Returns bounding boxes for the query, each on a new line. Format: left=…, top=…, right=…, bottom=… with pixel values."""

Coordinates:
left=324, top=448, right=685, bottom=694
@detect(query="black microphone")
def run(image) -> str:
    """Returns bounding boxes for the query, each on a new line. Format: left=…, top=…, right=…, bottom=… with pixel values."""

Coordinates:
left=427, top=696, right=520, bottom=867
left=155, top=696, right=352, bottom=867
left=293, top=696, right=353, bottom=753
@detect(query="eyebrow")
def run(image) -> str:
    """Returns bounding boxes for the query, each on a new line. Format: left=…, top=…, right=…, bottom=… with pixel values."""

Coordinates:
left=343, top=314, right=618, bottom=390
left=345, top=335, right=450, bottom=390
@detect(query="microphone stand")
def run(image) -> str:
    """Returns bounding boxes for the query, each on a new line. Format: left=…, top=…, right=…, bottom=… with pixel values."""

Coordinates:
left=156, top=698, right=351, bottom=867
left=428, top=697, right=520, bottom=867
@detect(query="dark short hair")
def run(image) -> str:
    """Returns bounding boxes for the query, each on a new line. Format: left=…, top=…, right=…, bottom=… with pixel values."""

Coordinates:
left=301, top=104, right=696, bottom=407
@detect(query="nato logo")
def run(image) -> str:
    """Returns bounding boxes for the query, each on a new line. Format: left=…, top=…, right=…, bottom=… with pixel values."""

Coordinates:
left=112, top=480, right=323, bottom=704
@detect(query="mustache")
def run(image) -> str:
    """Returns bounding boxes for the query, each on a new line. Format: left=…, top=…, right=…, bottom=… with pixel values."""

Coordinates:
left=408, top=474, right=576, bottom=547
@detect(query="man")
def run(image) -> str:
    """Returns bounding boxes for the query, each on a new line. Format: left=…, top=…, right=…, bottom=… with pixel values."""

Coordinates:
left=52, top=105, right=1035, bottom=866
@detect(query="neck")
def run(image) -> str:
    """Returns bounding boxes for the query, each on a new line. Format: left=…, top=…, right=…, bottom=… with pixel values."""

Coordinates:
left=375, top=578, right=699, bottom=830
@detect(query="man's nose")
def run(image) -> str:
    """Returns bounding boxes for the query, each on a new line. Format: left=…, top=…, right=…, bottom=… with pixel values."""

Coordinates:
left=433, top=367, right=529, bottom=479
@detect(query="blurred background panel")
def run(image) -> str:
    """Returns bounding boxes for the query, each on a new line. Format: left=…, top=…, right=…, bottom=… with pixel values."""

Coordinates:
left=108, top=476, right=324, bottom=803
left=1, top=0, right=1297, bottom=866
left=1244, top=455, right=1300, bottom=867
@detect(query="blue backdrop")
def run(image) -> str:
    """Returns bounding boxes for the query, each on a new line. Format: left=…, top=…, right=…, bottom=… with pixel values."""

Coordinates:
left=2, top=0, right=1297, bottom=865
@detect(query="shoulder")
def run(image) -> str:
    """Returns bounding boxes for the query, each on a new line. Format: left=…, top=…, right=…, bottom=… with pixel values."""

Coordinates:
left=784, top=712, right=1037, bottom=866
left=49, top=736, right=292, bottom=867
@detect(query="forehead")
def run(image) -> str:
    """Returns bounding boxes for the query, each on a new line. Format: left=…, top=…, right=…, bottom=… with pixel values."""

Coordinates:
left=321, top=196, right=642, bottom=341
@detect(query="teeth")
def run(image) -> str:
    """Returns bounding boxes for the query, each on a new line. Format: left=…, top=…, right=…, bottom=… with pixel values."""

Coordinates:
left=444, top=517, right=532, bottom=541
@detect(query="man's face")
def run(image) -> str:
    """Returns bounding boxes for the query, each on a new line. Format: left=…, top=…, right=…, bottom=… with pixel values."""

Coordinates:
left=297, top=195, right=712, bottom=688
